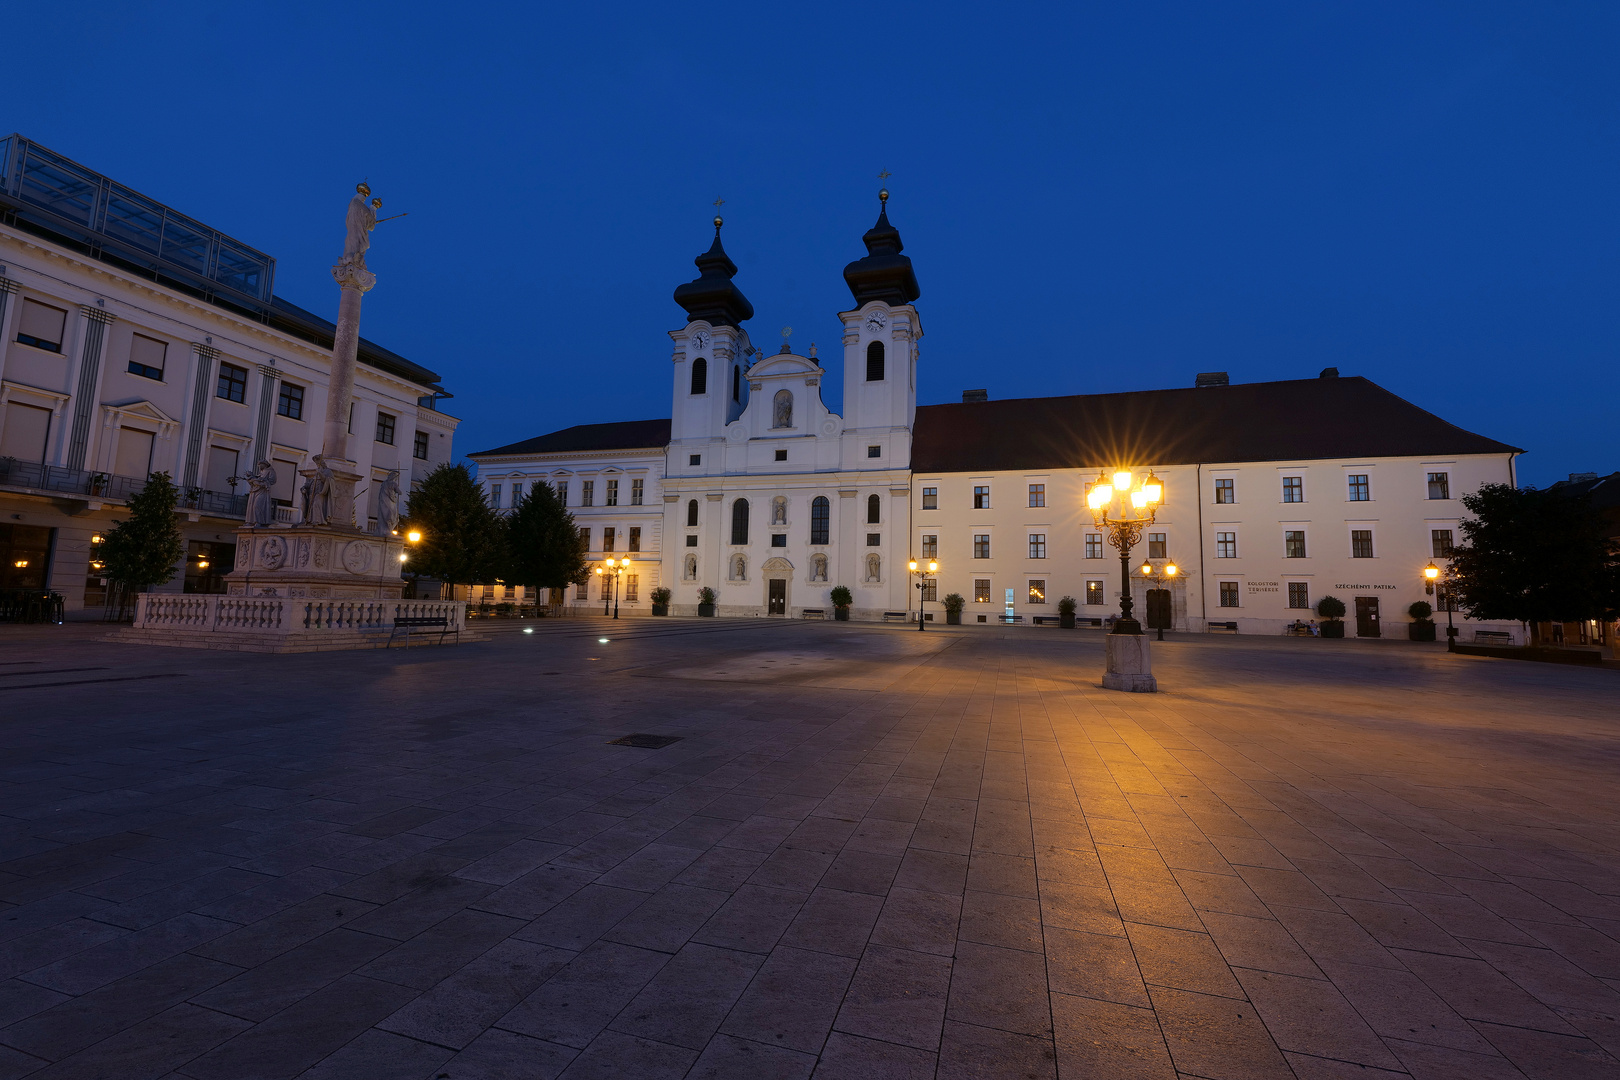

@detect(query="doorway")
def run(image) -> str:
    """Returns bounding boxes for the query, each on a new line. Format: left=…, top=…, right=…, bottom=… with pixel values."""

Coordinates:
left=1146, top=589, right=1172, bottom=631
left=767, top=578, right=786, bottom=616
left=1355, top=596, right=1380, bottom=637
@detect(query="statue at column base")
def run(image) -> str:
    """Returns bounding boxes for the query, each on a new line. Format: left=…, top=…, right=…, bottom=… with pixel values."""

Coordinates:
left=298, top=455, right=364, bottom=529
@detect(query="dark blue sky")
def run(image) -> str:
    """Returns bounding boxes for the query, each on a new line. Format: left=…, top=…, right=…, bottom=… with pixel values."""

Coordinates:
left=11, top=2, right=1616, bottom=487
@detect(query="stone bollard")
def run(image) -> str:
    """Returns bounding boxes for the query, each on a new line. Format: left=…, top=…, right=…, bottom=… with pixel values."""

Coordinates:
left=1103, top=633, right=1158, bottom=692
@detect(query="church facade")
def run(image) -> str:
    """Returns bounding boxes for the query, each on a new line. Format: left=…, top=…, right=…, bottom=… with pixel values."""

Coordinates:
left=471, top=197, right=1525, bottom=639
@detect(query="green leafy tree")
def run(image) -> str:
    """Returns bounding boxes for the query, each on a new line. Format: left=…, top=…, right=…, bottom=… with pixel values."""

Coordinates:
left=503, top=481, right=588, bottom=608
left=1449, top=483, right=1619, bottom=634
left=401, top=464, right=503, bottom=592
left=101, top=472, right=185, bottom=593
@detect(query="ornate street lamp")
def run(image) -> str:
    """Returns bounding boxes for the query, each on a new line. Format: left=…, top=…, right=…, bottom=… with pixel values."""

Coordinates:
left=1086, top=468, right=1164, bottom=635
left=1424, top=561, right=1456, bottom=651
left=1139, top=558, right=1179, bottom=641
left=908, top=558, right=939, bottom=631
left=596, top=558, right=628, bottom=619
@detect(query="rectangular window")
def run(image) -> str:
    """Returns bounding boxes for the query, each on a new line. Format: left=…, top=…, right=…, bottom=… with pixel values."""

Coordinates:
left=1147, top=532, right=1166, bottom=559
left=1214, top=478, right=1235, bottom=504
left=603, top=527, right=616, bottom=552
left=1028, top=533, right=1046, bottom=559
left=1085, top=580, right=1104, bottom=606
left=629, top=527, right=641, bottom=552
left=1027, top=580, right=1046, bottom=604
left=491, top=484, right=502, bottom=508
left=413, top=430, right=429, bottom=459
left=581, top=481, right=594, bottom=507
left=375, top=412, right=395, bottom=445
left=1282, top=476, right=1303, bottom=503
left=511, top=482, right=523, bottom=505
left=689, top=454, right=701, bottom=466
left=600, top=576, right=612, bottom=601
left=576, top=580, right=588, bottom=600
left=1351, top=529, right=1374, bottom=558
left=1285, top=530, right=1307, bottom=558
left=1219, top=581, right=1240, bottom=607
left=775, top=449, right=787, bottom=461
left=578, top=526, right=590, bottom=548
left=625, top=575, right=639, bottom=602
left=631, top=478, right=644, bottom=505
left=866, top=533, right=881, bottom=546
left=1432, top=529, right=1454, bottom=557
left=921, top=487, right=938, bottom=510
left=973, top=534, right=990, bottom=558
left=974, top=579, right=991, bottom=602
left=773, top=534, right=789, bottom=547
left=1287, top=582, right=1310, bottom=609
left=1085, top=533, right=1103, bottom=559
left=685, top=534, right=697, bottom=547
left=867, top=445, right=881, bottom=459
left=606, top=479, right=619, bottom=506
left=1348, top=474, right=1370, bottom=501
left=921, top=580, right=937, bottom=602
left=1436, top=585, right=1456, bottom=612
left=973, top=485, right=990, bottom=509
left=127, top=334, right=166, bottom=380
left=1028, top=484, right=1045, bottom=508
left=216, top=362, right=247, bottom=403
left=1427, top=472, right=1450, bottom=500
left=1216, top=531, right=1237, bottom=559
left=921, top=534, right=937, bottom=559
left=278, top=382, right=305, bottom=420
left=16, top=299, right=66, bottom=352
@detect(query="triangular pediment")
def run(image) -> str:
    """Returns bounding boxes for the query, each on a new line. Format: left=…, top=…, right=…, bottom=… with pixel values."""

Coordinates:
left=102, top=398, right=181, bottom=426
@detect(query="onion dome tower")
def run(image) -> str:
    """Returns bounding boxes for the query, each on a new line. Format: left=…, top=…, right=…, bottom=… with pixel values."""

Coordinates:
left=673, top=216, right=755, bottom=327
left=842, top=190, right=921, bottom=306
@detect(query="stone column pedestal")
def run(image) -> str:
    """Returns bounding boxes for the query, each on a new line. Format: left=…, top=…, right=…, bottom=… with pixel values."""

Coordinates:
left=1103, top=632, right=1158, bottom=692
left=227, top=524, right=406, bottom=600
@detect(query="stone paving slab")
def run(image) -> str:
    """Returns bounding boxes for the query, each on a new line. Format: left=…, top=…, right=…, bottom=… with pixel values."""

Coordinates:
left=0, top=618, right=1616, bottom=1078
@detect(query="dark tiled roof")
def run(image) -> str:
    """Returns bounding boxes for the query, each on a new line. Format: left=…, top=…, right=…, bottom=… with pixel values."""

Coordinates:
left=911, top=376, right=1521, bottom=473
left=470, top=419, right=673, bottom=458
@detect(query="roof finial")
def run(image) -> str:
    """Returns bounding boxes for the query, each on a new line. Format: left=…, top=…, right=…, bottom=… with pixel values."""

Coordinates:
left=877, top=169, right=891, bottom=205
left=713, top=196, right=725, bottom=233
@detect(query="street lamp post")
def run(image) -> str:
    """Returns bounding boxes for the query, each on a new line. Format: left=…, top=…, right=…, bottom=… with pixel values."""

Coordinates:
left=1424, top=561, right=1455, bottom=651
left=1086, top=468, right=1165, bottom=692
left=908, top=559, right=938, bottom=631
left=596, top=558, right=626, bottom=619
left=1138, top=558, right=1179, bottom=641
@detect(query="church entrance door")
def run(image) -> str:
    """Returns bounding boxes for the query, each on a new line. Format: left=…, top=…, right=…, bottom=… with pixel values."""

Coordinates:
left=767, top=578, right=786, bottom=616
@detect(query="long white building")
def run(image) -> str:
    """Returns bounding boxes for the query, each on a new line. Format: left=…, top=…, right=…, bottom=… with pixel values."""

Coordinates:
left=471, top=197, right=1522, bottom=639
left=0, top=135, right=458, bottom=613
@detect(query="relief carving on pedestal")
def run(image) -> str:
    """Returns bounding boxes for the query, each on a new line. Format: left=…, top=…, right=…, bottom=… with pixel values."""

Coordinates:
left=313, top=539, right=332, bottom=569
left=294, top=537, right=311, bottom=568
left=342, top=541, right=375, bottom=574
left=260, top=536, right=287, bottom=570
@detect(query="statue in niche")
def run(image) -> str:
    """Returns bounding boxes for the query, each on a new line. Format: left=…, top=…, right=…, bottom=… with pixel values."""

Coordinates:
left=811, top=554, right=828, bottom=582
left=865, top=553, right=881, bottom=582
left=243, top=460, right=276, bottom=528
left=684, top=554, right=697, bottom=580
left=375, top=469, right=402, bottom=535
left=306, top=455, right=334, bottom=526
left=771, top=496, right=787, bottom=525
left=772, top=389, right=793, bottom=429
left=731, top=554, right=747, bottom=580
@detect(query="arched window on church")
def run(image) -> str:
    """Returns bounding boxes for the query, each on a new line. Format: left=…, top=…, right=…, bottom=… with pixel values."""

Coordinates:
left=810, top=496, right=830, bottom=545
left=865, top=553, right=882, bottom=582
left=867, top=493, right=881, bottom=524
left=691, top=357, right=707, bottom=395
left=730, top=554, right=747, bottom=580
left=866, top=341, right=884, bottom=381
left=686, top=499, right=699, bottom=527
left=732, top=364, right=741, bottom=402
left=772, top=389, right=793, bottom=429
left=683, top=554, right=697, bottom=580
left=731, top=499, right=749, bottom=545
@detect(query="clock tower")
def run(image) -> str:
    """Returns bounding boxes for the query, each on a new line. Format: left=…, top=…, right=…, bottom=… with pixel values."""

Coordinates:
left=669, top=217, right=755, bottom=466
left=839, top=189, right=922, bottom=471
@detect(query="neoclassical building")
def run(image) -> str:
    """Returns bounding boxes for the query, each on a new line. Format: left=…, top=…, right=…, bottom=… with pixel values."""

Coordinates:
left=472, top=196, right=1524, bottom=638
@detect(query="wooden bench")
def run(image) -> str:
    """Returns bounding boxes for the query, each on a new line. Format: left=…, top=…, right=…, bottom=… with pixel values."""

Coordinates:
left=998, top=614, right=1024, bottom=624
left=1208, top=621, right=1239, bottom=633
left=1473, top=630, right=1512, bottom=645
left=882, top=611, right=910, bottom=623
left=1032, top=615, right=1062, bottom=626
left=387, top=615, right=459, bottom=649
left=800, top=608, right=826, bottom=620
left=1284, top=622, right=1315, bottom=637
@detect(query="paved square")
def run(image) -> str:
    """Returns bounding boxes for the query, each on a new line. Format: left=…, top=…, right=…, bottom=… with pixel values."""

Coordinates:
left=0, top=619, right=1616, bottom=1079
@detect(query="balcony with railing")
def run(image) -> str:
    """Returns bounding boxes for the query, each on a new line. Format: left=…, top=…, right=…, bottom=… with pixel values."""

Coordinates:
left=0, top=457, right=246, bottom=517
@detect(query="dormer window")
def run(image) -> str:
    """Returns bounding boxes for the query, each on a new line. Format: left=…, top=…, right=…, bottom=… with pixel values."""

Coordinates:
left=866, top=341, right=885, bottom=381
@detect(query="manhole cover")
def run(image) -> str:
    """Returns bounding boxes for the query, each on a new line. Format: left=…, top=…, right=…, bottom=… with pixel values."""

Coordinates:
left=608, top=734, right=683, bottom=749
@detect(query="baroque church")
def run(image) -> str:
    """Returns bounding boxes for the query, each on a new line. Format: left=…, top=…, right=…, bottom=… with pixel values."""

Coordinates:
left=469, top=194, right=1522, bottom=637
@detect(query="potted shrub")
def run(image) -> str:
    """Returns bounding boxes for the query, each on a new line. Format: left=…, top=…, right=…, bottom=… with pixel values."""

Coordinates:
left=1408, top=600, right=1436, bottom=641
left=1057, top=595, right=1077, bottom=629
left=1316, top=594, right=1346, bottom=638
left=830, top=585, right=853, bottom=621
left=651, top=587, right=671, bottom=616
left=943, top=593, right=965, bottom=625
left=697, top=587, right=717, bottom=617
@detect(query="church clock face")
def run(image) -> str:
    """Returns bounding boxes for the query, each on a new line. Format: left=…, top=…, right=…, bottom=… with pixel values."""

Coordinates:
left=691, top=330, right=710, bottom=350
left=865, top=310, right=887, bottom=333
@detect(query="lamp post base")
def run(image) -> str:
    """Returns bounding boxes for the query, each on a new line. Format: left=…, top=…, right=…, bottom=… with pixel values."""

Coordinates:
left=1102, top=632, right=1158, bottom=692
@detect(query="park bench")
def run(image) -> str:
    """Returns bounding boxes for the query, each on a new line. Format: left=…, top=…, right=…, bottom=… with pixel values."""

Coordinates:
left=882, top=611, right=910, bottom=623
left=800, top=608, right=826, bottom=620
left=1208, top=621, right=1240, bottom=633
left=1032, top=615, right=1061, bottom=626
left=1473, top=630, right=1512, bottom=645
left=998, top=614, right=1024, bottom=624
left=1285, top=622, right=1315, bottom=636
left=387, top=615, right=459, bottom=649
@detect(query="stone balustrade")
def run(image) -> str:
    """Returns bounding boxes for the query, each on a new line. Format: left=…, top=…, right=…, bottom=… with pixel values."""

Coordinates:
left=132, top=594, right=467, bottom=635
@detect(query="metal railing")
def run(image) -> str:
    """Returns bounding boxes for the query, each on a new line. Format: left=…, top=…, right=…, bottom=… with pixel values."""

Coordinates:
left=0, top=457, right=246, bottom=516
